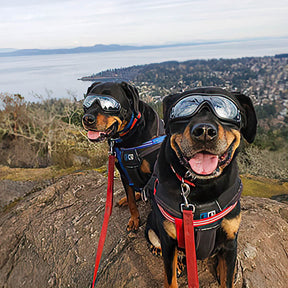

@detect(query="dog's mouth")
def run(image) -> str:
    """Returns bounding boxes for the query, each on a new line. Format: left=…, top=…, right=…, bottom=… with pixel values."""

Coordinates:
left=185, top=141, right=235, bottom=177
left=86, top=122, right=118, bottom=142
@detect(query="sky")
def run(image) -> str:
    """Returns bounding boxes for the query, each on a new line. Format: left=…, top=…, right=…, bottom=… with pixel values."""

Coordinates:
left=0, top=0, right=288, bottom=50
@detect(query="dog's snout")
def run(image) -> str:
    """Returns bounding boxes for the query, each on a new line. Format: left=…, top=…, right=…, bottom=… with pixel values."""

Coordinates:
left=192, top=123, right=218, bottom=142
left=82, top=114, right=96, bottom=125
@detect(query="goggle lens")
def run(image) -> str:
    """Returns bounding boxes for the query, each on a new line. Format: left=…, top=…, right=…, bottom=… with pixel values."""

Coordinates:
left=170, top=95, right=240, bottom=124
left=83, top=95, right=121, bottom=112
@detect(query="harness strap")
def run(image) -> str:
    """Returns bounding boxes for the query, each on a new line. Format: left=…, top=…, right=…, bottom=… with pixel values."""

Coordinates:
left=91, top=153, right=115, bottom=288
left=158, top=201, right=238, bottom=245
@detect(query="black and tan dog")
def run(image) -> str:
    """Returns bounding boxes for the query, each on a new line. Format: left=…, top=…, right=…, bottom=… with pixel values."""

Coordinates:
left=145, top=87, right=257, bottom=287
left=82, top=81, right=164, bottom=231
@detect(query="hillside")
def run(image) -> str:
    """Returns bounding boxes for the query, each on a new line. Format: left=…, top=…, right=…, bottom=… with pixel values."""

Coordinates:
left=0, top=170, right=287, bottom=288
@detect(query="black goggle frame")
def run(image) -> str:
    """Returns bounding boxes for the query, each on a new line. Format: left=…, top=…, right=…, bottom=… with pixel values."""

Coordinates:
left=169, top=94, right=241, bottom=127
left=83, top=94, right=121, bottom=113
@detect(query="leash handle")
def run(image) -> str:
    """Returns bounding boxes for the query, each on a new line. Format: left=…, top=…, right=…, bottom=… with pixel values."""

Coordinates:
left=183, top=208, right=199, bottom=288
left=91, top=153, right=115, bottom=288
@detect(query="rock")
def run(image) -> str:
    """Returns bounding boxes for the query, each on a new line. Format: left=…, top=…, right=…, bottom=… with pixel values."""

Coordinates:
left=0, top=171, right=287, bottom=288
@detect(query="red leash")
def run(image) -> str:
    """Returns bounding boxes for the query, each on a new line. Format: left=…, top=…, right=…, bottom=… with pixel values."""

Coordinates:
left=183, top=208, right=199, bottom=288
left=180, top=179, right=199, bottom=288
left=91, top=151, right=115, bottom=288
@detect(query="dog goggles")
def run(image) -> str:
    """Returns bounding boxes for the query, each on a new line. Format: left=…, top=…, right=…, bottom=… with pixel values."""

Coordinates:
left=170, top=94, right=241, bottom=125
left=83, top=94, right=121, bottom=112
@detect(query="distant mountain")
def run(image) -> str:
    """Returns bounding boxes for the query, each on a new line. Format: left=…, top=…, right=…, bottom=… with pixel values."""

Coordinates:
left=0, top=42, right=224, bottom=57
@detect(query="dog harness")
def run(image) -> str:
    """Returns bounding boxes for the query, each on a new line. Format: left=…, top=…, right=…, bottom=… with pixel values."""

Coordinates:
left=114, top=135, right=166, bottom=190
left=150, top=168, right=242, bottom=259
left=112, top=112, right=166, bottom=191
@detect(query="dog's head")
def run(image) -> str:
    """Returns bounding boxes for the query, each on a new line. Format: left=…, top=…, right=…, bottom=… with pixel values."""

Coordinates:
left=163, top=87, right=257, bottom=179
left=82, top=81, right=140, bottom=142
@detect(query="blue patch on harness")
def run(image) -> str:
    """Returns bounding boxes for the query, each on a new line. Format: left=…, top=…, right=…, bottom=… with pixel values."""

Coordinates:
left=200, top=210, right=216, bottom=219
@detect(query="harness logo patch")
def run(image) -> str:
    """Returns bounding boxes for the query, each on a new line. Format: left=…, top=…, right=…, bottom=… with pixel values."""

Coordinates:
left=124, top=153, right=134, bottom=161
left=200, top=210, right=216, bottom=219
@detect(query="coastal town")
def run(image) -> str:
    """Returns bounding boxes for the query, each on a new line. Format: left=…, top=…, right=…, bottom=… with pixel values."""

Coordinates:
left=80, top=54, right=288, bottom=127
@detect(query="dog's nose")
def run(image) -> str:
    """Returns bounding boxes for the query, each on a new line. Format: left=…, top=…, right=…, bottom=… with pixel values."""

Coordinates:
left=192, top=123, right=217, bottom=142
left=82, top=114, right=96, bottom=125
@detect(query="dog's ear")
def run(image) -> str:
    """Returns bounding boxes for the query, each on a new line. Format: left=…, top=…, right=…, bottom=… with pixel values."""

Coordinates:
left=163, top=93, right=181, bottom=124
left=121, top=82, right=139, bottom=113
left=233, top=92, right=257, bottom=143
left=86, top=82, right=102, bottom=96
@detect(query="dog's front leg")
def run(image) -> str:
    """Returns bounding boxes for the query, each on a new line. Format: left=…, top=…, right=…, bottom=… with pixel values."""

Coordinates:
left=124, top=184, right=140, bottom=231
left=216, top=237, right=238, bottom=288
left=116, top=164, right=140, bottom=231
left=161, top=236, right=178, bottom=288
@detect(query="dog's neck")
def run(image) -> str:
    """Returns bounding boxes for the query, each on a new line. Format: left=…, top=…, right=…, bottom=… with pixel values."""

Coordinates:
left=115, top=101, right=161, bottom=148
left=159, top=137, right=239, bottom=203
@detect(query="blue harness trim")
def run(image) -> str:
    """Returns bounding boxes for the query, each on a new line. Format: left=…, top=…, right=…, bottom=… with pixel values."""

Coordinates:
left=114, top=135, right=166, bottom=189
left=120, top=135, right=166, bottom=151
left=114, top=146, right=134, bottom=186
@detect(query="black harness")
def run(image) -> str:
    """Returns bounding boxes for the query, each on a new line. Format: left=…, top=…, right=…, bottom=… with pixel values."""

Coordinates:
left=145, top=166, right=242, bottom=259
left=113, top=113, right=165, bottom=191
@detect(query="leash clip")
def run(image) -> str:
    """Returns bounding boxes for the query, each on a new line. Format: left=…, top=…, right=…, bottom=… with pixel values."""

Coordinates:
left=109, top=140, right=115, bottom=155
left=181, top=179, right=190, bottom=198
left=181, top=178, right=195, bottom=212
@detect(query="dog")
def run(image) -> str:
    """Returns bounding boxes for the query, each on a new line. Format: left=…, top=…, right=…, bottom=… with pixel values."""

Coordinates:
left=145, top=87, right=257, bottom=287
left=82, top=81, right=165, bottom=231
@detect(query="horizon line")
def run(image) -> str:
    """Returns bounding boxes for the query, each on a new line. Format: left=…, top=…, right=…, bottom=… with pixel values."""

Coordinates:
left=1, top=35, right=288, bottom=52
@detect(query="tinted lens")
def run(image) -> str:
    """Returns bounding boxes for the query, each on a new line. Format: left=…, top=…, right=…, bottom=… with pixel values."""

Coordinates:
left=83, top=95, right=121, bottom=111
left=170, top=96, right=202, bottom=119
left=170, top=95, right=240, bottom=122
left=211, top=96, right=239, bottom=120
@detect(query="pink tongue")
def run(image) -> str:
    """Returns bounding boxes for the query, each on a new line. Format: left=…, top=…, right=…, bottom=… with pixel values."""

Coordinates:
left=87, top=131, right=105, bottom=140
left=188, top=153, right=219, bottom=175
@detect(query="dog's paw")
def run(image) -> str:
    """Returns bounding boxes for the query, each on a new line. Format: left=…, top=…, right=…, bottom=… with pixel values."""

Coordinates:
left=177, top=250, right=186, bottom=278
left=127, top=215, right=140, bottom=232
left=117, top=196, right=128, bottom=207
left=148, top=244, right=162, bottom=257
left=117, top=192, right=141, bottom=207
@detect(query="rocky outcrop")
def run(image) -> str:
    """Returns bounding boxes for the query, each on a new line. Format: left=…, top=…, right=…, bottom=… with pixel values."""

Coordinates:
left=0, top=170, right=287, bottom=288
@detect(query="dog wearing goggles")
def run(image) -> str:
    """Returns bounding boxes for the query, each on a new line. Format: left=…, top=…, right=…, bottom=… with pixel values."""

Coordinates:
left=82, top=81, right=164, bottom=231
left=145, top=87, right=257, bottom=287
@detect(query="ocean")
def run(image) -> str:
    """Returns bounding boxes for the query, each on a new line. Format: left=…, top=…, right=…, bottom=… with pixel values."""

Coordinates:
left=1, top=38, right=288, bottom=102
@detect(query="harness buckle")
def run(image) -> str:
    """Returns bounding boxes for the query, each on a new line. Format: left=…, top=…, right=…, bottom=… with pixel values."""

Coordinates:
left=181, top=203, right=196, bottom=213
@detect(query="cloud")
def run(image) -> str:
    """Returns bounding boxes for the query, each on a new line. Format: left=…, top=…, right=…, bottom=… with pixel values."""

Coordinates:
left=0, top=0, right=287, bottom=49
